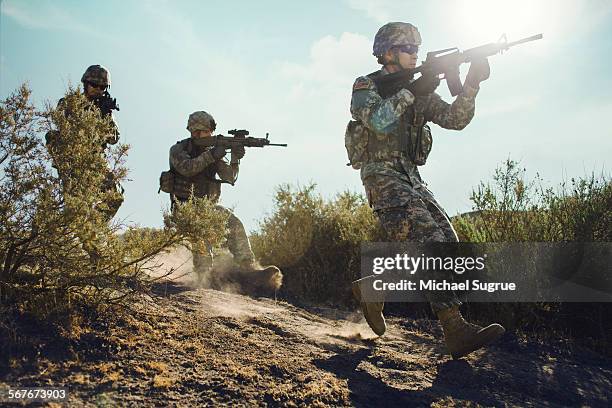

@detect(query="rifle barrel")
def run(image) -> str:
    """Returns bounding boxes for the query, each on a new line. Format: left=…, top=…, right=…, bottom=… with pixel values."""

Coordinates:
left=506, top=33, right=543, bottom=48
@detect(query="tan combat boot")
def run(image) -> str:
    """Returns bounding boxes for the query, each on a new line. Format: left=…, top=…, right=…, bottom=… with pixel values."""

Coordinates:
left=352, top=279, right=386, bottom=336
left=437, top=306, right=505, bottom=359
left=236, top=260, right=283, bottom=295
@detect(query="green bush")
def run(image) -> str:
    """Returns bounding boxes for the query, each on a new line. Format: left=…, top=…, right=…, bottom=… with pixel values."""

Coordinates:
left=252, top=161, right=610, bottom=353
left=453, top=159, right=611, bottom=352
left=251, top=183, right=382, bottom=305
left=454, top=159, right=611, bottom=242
left=0, top=85, right=227, bottom=321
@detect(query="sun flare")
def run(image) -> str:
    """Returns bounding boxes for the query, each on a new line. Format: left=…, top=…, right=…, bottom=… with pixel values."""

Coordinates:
left=450, top=0, right=559, bottom=43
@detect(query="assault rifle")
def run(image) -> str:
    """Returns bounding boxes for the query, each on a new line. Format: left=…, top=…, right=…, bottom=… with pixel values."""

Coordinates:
left=93, top=92, right=120, bottom=117
left=194, top=129, right=287, bottom=149
left=92, top=92, right=120, bottom=145
left=375, top=33, right=543, bottom=98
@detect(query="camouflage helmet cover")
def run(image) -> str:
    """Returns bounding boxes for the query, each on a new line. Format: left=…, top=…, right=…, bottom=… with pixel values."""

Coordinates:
left=187, top=111, right=216, bottom=132
left=81, top=64, right=111, bottom=86
left=372, top=22, right=422, bottom=56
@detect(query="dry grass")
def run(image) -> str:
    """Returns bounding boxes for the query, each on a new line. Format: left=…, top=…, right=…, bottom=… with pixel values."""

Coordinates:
left=145, top=361, right=169, bottom=373
left=152, top=374, right=176, bottom=389
left=105, top=371, right=121, bottom=382
left=133, top=365, right=147, bottom=375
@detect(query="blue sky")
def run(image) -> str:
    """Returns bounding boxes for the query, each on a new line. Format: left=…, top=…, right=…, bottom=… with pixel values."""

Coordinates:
left=2, top=0, right=611, bottom=233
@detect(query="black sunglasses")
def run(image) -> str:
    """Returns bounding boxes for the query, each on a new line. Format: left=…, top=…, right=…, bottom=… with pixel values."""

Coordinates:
left=87, top=82, right=107, bottom=90
left=395, top=44, right=419, bottom=55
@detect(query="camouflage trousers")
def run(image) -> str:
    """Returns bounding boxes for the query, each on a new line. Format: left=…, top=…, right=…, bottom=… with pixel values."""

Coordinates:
left=46, top=131, right=123, bottom=222
left=172, top=199, right=255, bottom=277
left=98, top=171, right=124, bottom=221
left=364, top=175, right=462, bottom=313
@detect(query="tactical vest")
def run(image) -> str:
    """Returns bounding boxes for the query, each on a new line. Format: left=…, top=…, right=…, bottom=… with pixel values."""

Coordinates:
left=169, top=139, right=221, bottom=202
left=345, top=73, right=433, bottom=169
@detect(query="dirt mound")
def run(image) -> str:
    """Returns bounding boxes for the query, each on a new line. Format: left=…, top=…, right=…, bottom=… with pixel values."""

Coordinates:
left=146, top=246, right=283, bottom=297
left=2, top=254, right=611, bottom=406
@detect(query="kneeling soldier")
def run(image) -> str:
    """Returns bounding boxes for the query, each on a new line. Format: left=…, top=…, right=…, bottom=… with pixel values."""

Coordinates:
left=168, top=111, right=281, bottom=291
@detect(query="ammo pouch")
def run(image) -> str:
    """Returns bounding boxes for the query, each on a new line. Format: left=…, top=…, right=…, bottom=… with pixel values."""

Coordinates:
left=158, top=170, right=175, bottom=194
left=406, top=123, right=432, bottom=166
left=399, top=104, right=432, bottom=166
left=344, top=120, right=369, bottom=170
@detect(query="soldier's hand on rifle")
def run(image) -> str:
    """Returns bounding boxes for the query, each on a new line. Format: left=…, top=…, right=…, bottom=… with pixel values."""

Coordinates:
left=465, top=57, right=490, bottom=88
left=407, top=74, right=441, bottom=96
left=211, top=145, right=227, bottom=160
left=231, top=145, right=245, bottom=161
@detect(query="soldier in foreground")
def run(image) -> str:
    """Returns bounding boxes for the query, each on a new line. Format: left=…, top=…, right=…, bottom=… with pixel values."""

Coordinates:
left=46, top=64, right=123, bottom=220
left=347, top=22, right=505, bottom=359
left=166, top=111, right=282, bottom=291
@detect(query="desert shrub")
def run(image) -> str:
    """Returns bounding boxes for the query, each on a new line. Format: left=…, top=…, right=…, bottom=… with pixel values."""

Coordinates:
left=454, top=159, right=611, bottom=243
left=251, top=183, right=382, bottom=305
left=454, top=159, right=611, bottom=353
left=0, top=85, right=227, bottom=321
left=252, top=160, right=610, bottom=353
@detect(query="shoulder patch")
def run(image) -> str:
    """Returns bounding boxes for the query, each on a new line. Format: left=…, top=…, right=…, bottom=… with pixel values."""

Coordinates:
left=352, top=77, right=373, bottom=91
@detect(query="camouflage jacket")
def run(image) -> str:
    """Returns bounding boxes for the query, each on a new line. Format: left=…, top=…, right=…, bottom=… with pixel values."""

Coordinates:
left=169, top=138, right=239, bottom=202
left=350, top=68, right=479, bottom=209
left=45, top=96, right=120, bottom=184
left=46, top=96, right=119, bottom=154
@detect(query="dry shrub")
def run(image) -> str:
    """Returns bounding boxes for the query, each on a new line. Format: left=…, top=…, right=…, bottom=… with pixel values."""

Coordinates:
left=251, top=183, right=383, bottom=305
left=251, top=162, right=610, bottom=353
left=0, top=85, right=226, bottom=324
left=453, top=159, right=611, bottom=353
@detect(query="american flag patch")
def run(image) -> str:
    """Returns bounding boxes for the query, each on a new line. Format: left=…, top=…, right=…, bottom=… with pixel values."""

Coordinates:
left=352, top=77, right=371, bottom=91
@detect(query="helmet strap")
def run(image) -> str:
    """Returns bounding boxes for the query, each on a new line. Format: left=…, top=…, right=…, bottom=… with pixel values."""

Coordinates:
left=391, top=50, right=401, bottom=67
left=382, top=49, right=402, bottom=72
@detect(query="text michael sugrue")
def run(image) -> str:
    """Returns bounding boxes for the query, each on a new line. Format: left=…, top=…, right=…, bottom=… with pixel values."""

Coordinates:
left=370, top=254, right=517, bottom=293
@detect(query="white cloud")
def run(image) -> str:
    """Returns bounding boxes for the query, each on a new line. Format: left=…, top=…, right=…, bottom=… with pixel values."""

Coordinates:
left=280, top=32, right=373, bottom=86
left=346, top=0, right=398, bottom=23
left=277, top=31, right=376, bottom=111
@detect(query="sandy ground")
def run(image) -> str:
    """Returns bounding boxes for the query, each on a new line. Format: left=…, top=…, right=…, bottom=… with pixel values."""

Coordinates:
left=2, top=248, right=611, bottom=407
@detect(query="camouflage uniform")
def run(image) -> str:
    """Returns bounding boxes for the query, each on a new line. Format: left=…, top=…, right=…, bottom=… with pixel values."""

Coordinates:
left=350, top=26, right=481, bottom=313
left=350, top=23, right=505, bottom=357
left=46, top=64, right=123, bottom=221
left=170, top=111, right=255, bottom=277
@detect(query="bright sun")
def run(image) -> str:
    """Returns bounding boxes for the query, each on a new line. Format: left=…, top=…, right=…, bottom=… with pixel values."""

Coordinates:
left=451, top=0, right=557, bottom=43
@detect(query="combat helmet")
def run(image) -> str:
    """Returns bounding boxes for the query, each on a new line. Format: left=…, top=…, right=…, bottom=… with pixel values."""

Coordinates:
left=372, top=22, right=422, bottom=56
left=81, top=64, right=111, bottom=87
left=187, top=111, right=216, bottom=132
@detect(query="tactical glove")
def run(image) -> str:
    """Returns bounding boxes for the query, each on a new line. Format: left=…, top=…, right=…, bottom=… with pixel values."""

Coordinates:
left=210, top=145, right=227, bottom=160
left=231, top=145, right=245, bottom=160
left=465, top=57, right=490, bottom=88
left=407, top=74, right=440, bottom=96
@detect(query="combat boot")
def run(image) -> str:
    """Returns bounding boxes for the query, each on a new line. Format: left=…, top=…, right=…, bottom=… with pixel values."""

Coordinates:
left=352, top=279, right=386, bottom=336
left=237, top=260, right=279, bottom=276
left=236, top=260, right=283, bottom=296
left=437, top=306, right=505, bottom=359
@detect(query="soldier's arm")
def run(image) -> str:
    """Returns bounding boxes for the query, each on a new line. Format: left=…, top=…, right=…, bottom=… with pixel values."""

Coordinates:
left=216, top=159, right=239, bottom=185
left=169, top=144, right=216, bottom=177
left=350, top=76, right=415, bottom=133
left=423, top=85, right=479, bottom=130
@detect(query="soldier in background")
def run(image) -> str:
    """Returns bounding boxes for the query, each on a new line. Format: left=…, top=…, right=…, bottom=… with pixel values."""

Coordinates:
left=46, top=64, right=123, bottom=220
left=167, top=111, right=281, bottom=290
left=347, top=22, right=505, bottom=359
